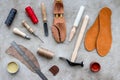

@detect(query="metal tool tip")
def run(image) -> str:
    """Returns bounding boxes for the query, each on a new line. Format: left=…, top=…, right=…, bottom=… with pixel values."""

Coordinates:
left=25, top=36, right=31, bottom=40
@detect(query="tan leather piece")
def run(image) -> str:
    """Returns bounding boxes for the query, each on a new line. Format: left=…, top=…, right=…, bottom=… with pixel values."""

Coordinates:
left=84, top=7, right=112, bottom=57
left=52, top=0, right=66, bottom=43
left=97, top=7, right=112, bottom=56
left=6, top=45, right=40, bottom=72
left=84, top=16, right=99, bottom=51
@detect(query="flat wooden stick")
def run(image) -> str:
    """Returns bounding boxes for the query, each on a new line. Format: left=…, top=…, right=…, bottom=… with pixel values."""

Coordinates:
left=71, top=15, right=89, bottom=62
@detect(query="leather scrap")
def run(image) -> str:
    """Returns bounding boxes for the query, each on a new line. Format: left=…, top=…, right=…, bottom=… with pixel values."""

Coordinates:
left=52, top=0, right=66, bottom=43
left=84, top=7, right=112, bottom=57
left=6, top=45, right=40, bottom=72
left=49, top=65, right=59, bottom=76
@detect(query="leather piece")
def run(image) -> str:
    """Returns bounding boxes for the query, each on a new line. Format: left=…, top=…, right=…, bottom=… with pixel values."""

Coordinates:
left=49, top=65, right=59, bottom=76
left=6, top=45, right=40, bottom=72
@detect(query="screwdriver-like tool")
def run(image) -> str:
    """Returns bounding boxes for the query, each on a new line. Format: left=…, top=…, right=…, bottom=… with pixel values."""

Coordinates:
left=22, top=20, right=44, bottom=43
left=13, top=28, right=31, bottom=40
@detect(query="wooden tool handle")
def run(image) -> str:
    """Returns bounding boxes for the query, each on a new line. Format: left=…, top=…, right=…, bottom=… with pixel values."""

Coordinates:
left=22, top=20, right=34, bottom=33
left=71, top=15, right=89, bottom=62
left=41, top=3, right=47, bottom=22
left=73, top=6, right=85, bottom=27
left=13, top=28, right=26, bottom=37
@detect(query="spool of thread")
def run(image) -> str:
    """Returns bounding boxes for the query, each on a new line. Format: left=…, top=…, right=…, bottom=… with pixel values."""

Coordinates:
left=25, top=6, right=38, bottom=24
left=5, top=8, right=17, bottom=26
left=37, top=47, right=54, bottom=59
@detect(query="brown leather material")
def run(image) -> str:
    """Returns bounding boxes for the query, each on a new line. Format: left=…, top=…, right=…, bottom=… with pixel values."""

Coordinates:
left=97, top=7, right=112, bottom=56
left=6, top=45, right=40, bottom=72
left=84, top=7, right=112, bottom=57
left=49, top=65, right=59, bottom=76
left=52, top=0, right=66, bottom=43
left=84, top=16, right=99, bottom=51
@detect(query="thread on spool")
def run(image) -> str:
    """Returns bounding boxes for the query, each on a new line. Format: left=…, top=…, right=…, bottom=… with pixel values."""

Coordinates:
left=37, top=47, right=54, bottom=59
left=5, top=8, right=17, bottom=26
left=25, top=6, right=38, bottom=24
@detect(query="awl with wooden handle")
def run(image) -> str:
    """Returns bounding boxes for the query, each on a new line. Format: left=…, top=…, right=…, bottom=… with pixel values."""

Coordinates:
left=41, top=2, right=48, bottom=36
left=71, top=15, right=89, bottom=62
left=13, top=28, right=31, bottom=40
left=69, top=6, right=85, bottom=42
left=22, top=20, right=44, bottom=43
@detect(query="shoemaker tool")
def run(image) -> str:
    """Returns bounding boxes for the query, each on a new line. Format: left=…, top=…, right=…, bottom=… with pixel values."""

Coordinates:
left=51, top=0, right=66, bottom=43
left=22, top=20, right=44, bottom=43
left=41, top=2, right=49, bottom=36
left=69, top=6, right=85, bottom=42
left=60, top=15, right=89, bottom=66
left=13, top=28, right=31, bottom=40
left=10, top=41, right=48, bottom=80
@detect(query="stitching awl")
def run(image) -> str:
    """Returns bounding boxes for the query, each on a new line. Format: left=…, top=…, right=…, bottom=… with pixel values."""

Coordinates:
left=22, top=20, right=44, bottom=43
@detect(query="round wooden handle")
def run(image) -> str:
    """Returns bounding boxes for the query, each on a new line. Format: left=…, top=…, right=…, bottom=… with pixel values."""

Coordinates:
left=22, top=20, right=34, bottom=33
left=13, top=28, right=26, bottom=37
left=41, top=3, right=47, bottom=22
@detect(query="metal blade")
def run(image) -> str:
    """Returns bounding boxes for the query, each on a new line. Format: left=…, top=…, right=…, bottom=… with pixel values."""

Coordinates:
left=43, top=23, right=48, bottom=36
left=32, top=33, right=44, bottom=43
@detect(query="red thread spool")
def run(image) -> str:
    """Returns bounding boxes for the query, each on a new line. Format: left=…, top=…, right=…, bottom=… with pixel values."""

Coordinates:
left=90, top=62, right=101, bottom=72
left=25, top=6, right=38, bottom=24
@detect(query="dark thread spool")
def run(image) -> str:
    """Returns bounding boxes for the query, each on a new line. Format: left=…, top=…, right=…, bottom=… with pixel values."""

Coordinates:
left=25, top=6, right=39, bottom=24
left=5, top=8, right=17, bottom=26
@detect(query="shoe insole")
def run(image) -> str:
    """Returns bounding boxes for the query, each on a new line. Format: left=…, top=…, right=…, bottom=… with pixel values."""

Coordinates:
left=84, top=16, right=99, bottom=51
left=96, top=7, right=112, bottom=57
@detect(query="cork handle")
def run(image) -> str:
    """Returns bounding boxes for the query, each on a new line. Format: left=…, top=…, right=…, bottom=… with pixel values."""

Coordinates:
left=71, top=15, right=89, bottom=62
left=41, top=3, right=47, bottom=22
left=22, top=20, right=34, bottom=33
left=13, top=28, right=26, bottom=37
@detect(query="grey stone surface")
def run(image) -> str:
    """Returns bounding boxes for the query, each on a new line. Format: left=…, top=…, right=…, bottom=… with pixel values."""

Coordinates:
left=0, top=0, right=120, bottom=80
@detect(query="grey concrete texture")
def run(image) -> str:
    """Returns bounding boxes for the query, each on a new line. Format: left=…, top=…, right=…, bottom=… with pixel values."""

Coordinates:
left=0, top=0, right=120, bottom=80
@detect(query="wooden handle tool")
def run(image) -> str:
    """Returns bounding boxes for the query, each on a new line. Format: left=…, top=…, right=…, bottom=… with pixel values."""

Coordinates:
left=22, top=20, right=44, bottom=43
left=41, top=3, right=47, bottom=22
left=22, top=20, right=34, bottom=33
left=41, top=2, right=49, bottom=36
left=71, top=15, right=89, bottom=62
left=13, top=28, right=30, bottom=40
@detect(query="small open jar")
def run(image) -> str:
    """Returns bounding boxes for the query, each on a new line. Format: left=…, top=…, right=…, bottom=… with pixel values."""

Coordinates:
left=7, top=61, right=19, bottom=74
left=90, top=62, right=101, bottom=72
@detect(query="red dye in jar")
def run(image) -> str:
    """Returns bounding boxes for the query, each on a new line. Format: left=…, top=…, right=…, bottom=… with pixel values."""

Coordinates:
left=25, top=6, right=38, bottom=24
left=90, top=62, right=101, bottom=72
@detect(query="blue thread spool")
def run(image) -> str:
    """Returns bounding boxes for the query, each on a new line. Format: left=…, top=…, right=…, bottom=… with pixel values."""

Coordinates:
left=5, top=8, right=17, bottom=26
